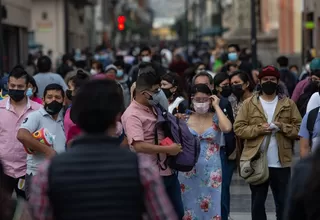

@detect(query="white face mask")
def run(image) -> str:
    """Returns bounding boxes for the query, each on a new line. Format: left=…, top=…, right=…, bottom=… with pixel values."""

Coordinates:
left=141, top=56, right=151, bottom=63
left=90, top=69, right=97, bottom=75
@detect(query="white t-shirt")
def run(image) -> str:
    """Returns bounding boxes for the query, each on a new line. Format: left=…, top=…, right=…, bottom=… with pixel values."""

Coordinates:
left=306, top=92, right=320, bottom=113
left=259, top=96, right=282, bottom=168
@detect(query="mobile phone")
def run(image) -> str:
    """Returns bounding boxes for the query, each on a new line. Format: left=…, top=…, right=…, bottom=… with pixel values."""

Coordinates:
left=160, top=137, right=174, bottom=146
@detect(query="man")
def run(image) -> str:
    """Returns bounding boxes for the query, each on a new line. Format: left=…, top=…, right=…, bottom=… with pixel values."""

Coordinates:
left=17, top=84, right=66, bottom=199
left=0, top=67, right=41, bottom=199
left=305, top=58, right=320, bottom=112
left=0, top=75, right=9, bottom=100
left=122, top=64, right=183, bottom=219
left=29, top=79, right=177, bottom=220
left=276, top=56, right=298, bottom=97
left=129, top=46, right=166, bottom=85
left=114, top=60, right=130, bottom=108
left=234, top=66, right=301, bottom=220
left=34, top=56, right=68, bottom=98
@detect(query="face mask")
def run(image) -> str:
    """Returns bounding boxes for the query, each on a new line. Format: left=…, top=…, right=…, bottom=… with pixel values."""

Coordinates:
left=26, top=88, right=33, bottom=97
left=90, top=69, right=97, bottom=75
left=141, top=56, right=151, bottom=63
left=261, top=81, right=278, bottom=95
left=146, top=90, right=169, bottom=110
left=231, top=84, right=245, bottom=100
left=193, top=101, right=210, bottom=114
left=66, top=89, right=73, bottom=101
left=116, top=70, right=124, bottom=78
left=44, top=100, right=63, bottom=115
left=162, top=88, right=173, bottom=99
left=228, top=52, right=238, bottom=61
left=8, top=89, right=25, bottom=102
left=220, top=86, right=232, bottom=98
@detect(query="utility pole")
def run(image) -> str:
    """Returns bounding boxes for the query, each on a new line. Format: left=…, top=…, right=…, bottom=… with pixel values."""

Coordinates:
left=185, top=0, right=189, bottom=46
left=251, top=0, right=258, bottom=69
left=0, top=0, right=3, bottom=76
left=217, top=0, right=223, bottom=37
left=64, top=0, right=70, bottom=54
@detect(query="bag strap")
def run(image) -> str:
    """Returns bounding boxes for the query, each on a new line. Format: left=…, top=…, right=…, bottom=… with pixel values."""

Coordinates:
left=154, top=105, right=168, bottom=171
left=307, top=107, right=319, bottom=145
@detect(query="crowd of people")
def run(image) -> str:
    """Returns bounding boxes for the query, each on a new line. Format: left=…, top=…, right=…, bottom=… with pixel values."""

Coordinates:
left=0, top=40, right=320, bottom=220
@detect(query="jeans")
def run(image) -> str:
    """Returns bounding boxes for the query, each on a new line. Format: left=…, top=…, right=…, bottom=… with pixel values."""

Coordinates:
left=2, top=174, right=26, bottom=199
left=220, top=147, right=236, bottom=220
left=163, top=173, right=184, bottom=220
left=250, top=167, right=291, bottom=220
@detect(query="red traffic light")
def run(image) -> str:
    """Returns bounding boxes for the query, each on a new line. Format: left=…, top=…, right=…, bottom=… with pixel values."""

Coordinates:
left=118, top=23, right=125, bottom=31
left=117, top=16, right=126, bottom=24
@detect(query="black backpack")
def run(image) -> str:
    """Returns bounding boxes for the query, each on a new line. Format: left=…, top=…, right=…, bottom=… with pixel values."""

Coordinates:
left=307, top=107, right=320, bottom=144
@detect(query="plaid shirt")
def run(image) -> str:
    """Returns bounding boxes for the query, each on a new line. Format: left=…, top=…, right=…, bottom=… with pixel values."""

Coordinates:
left=29, top=156, right=177, bottom=220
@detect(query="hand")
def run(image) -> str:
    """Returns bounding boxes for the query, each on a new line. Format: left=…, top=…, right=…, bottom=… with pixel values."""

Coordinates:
left=261, top=123, right=272, bottom=134
left=44, top=148, right=56, bottom=159
left=273, top=122, right=282, bottom=129
left=167, top=143, right=183, bottom=156
left=210, top=95, right=220, bottom=108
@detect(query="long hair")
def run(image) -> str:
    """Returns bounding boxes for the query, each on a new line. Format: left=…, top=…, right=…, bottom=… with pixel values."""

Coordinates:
left=161, top=71, right=188, bottom=100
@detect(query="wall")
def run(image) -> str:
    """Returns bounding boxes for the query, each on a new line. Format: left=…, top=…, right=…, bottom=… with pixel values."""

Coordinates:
left=3, top=0, right=31, bottom=28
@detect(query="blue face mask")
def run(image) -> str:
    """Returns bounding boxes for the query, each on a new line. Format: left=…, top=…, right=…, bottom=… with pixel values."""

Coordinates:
left=228, top=52, right=238, bottom=61
left=116, top=70, right=124, bottom=78
left=26, top=88, right=33, bottom=97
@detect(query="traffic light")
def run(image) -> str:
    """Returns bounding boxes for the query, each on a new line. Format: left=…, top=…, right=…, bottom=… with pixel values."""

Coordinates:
left=117, top=15, right=126, bottom=31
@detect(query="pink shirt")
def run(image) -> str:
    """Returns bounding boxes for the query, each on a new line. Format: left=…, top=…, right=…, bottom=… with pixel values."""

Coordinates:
left=291, top=78, right=310, bottom=102
left=0, top=98, right=41, bottom=178
left=121, top=100, right=172, bottom=176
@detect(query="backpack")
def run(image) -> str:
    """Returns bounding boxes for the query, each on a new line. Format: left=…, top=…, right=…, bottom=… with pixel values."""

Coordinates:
left=307, top=107, right=320, bottom=145
left=153, top=104, right=200, bottom=172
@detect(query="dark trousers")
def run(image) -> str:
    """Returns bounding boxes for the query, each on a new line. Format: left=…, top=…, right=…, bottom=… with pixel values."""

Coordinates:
left=250, top=167, right=291, bottom=220
left=220, top=147, right=236, bottom=220
left=3, top=174, right=26, bottom=199
left=163, top=173, right=184, bottom=220
left=25, top=174, right=33, bottom=200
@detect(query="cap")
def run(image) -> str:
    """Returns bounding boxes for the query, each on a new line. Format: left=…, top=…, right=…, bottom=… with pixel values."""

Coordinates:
left=258, top=65, right=280, bottom=79
left=105, top=64, right=117, bottom=73
left=0, top=76, right=9, bottom=95
left=310, top=58, right=320, bottom=71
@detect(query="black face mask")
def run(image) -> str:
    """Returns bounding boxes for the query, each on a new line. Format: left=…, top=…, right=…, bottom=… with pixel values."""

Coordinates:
left=8, top=89, right=25, bottom=102
left=220, top=86, right=232, bottom=98
left=162, top=88, right=173, bottom=99
left=66, top=89, right=73, bottom=101
left=261, top=81, right=278, bottom=95
left=44, top=100, right=63, bottom=115
left=231, top=84, right=245, bottom=100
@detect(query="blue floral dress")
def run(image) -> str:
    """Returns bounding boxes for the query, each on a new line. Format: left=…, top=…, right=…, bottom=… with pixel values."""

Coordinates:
left=179, top=115, right=224, bottom=220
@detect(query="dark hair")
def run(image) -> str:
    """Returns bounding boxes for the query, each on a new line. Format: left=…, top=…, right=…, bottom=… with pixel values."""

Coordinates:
left=62, top=54, right=74, bottom=63
left=276, top=56, right=289, bottom=67
left=9, top=65, right=29, bottom=85
left=140, top=46, right=151, bottom=55
left=71, top=80, right=123, bottom=133
left=213, top=72, right=229, bottom=87
left=191, top=83, right=212, bottom=96
left=70, top=70, right=90, bottom=90
left=92, top=60, right=103, bottom=71
left=230, top=70, right=255, bottom=92
left=136, top=63, right=161, bottom=92
left=37, top=56, right=52, bottom=72
left=43, top=83, right=65, bottom=98
left=161, top=72, right=187, bottom=99
left=28, top=75, right=39, bottom=97
left=114, top=60, right=125, bottom=69
left=228, top=44, right=240, bottom=52
left=192, top=71, right=214, bottom=85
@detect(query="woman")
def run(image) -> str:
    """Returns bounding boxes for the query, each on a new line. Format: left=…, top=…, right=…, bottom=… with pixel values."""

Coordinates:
left=26, top=75, right=42, bottom=104
left=90, top=60, right=103, bottom=75
left=230, top=70, right=255, bottom=118
left=161, top=72, right=188, bottom=114
left=178, top=84, right=232, bottom=219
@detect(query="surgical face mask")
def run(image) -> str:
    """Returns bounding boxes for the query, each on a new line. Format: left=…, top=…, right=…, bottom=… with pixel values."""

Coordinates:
left=228, top=52, right=238, bottom=61
left=44, top=100, right=63, bottom=115
left=193, top=101, right=210, bottom=114
left=116, top=70, right=124, bottom=78
left=220, top=86, right=232, bottom=98
left=145, top=89, right=169, bottom=110
left=231, top=84, right=245, bottom=100
left=8, top=89, right=25, bottom=102
left=90, top=69, right=97, bottom=75
left=261, top=81, right=278, bottom=95
left=26, top=88, right=33, bottom=97
left=141, top=56, right=151, bottom=63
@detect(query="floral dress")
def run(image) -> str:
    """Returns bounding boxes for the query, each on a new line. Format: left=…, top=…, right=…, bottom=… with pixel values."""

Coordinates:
left=179, top=115, right=224, bottom=220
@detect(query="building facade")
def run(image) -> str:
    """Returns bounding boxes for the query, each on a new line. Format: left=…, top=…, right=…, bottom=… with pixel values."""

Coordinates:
left=304, top=0, right=320, bottom=57
left=30, top=0, right=95, bottom=67
left=3, top=0, right=31, bottom=72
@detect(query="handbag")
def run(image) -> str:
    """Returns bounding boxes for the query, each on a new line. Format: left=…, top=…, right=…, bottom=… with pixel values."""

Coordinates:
left=239, top=135, right=271, bottom=185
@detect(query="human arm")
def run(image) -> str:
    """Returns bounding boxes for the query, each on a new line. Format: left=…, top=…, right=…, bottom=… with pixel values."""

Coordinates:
left=28, top=160, right=54, bottom=220
left=17, top=112, right=56, bottom=158
left=298, top=113, right=311, bottom=158
left=138, top=156, right=178, bottom=220
left=211, top=95, right=232, bottom=133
